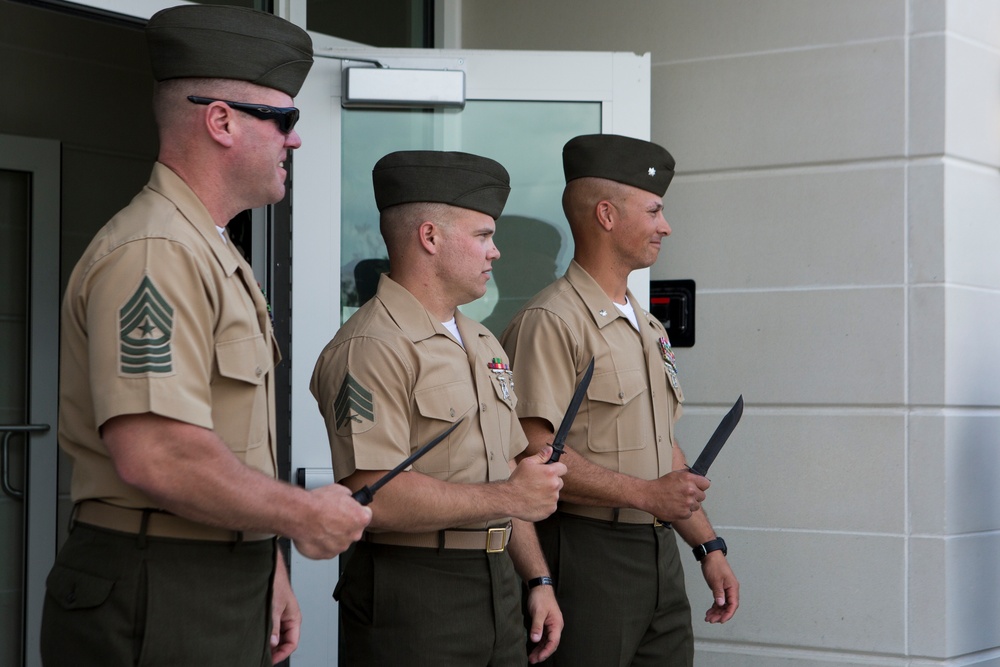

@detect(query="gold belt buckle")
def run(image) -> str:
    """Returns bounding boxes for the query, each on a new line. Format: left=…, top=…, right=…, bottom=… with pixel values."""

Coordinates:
left=653, top=518, right=663, bottom=527
left=486, top=526, right=507, bottom=553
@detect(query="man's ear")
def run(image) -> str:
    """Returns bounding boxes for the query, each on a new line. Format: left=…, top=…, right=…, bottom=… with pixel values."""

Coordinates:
left=595, top=200, right=616, bottom=232
left=203, top=102, right=236, bottom=148
left=417, top=220, right=440, bottom=254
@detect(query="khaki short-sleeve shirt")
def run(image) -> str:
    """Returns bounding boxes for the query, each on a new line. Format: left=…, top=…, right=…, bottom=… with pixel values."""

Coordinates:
left=501, top=261, right=683, bottom=480
left=310, top=275, right=527, bottom=528
left=59, top=163, right=280, bottom=507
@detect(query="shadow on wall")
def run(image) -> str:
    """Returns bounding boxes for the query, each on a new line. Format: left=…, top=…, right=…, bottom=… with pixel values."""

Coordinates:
left=482, top=215, right=563, bottom=338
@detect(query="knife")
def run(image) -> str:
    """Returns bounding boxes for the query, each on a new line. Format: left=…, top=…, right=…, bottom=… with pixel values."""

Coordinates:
left=351, top=418, right=465, bottom=505
left=687, top=395, right=743, bottom=477
left=548, top=356, right=595, bottom=463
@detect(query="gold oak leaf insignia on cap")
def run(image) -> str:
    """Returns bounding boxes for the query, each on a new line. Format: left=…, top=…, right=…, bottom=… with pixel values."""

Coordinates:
left=119, top=276, right=174, bottom=375
left=335, top=373, right=375, bottom=432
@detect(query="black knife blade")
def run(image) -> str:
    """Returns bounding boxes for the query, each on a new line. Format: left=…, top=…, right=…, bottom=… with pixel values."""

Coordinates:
left=688, top=395, right=743, bottom=477
left=548, top=357, right=595, bottom=463
left=351, top=418, right=465, bottom=505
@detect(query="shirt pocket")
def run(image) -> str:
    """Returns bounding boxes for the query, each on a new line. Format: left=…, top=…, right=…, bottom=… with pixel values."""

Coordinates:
left=412, top=381, right=477, bottom=473
left=215, top=334, right=273, bottom=452
left=586, top=369, right=652, bottom=453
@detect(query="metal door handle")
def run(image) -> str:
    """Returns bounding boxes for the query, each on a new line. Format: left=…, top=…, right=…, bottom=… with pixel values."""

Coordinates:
left=1, top=424, right=51, bottom=499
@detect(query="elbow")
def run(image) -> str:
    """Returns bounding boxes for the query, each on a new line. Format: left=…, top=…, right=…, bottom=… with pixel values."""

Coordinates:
left=111, top=452, right=167, bottom=500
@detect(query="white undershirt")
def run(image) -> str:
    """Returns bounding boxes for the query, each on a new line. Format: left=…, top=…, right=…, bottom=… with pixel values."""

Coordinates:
left=216, top=226, right=227, bottom=244
left=614, top=296, right=640, bottom=331
left=443, top=317, right=465, bottom=348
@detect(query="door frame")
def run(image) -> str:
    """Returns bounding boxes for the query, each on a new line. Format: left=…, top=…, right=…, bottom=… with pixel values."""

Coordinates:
left=289, top=41, right=651, bottom=664
left=0, top=134, right=61, bottom=667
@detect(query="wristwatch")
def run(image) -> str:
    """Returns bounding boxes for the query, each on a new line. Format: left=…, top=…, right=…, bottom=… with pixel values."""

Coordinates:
left=692, top=537, right=727, bottom=562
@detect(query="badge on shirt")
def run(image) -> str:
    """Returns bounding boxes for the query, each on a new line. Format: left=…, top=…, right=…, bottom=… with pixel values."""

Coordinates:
left=488, top=357, right=514, bottom=401
left=658, top=336, right=680, bottom=388
left=119, top=275, right=174, bottom=375
left=335, top=372, right=375, bottom=435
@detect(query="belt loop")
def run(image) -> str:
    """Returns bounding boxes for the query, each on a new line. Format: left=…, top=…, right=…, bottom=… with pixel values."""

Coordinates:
left=437, top=529, right=445, bottom=553
left=137, top=509, right=152, bottom=550
left=68, top=502, right=81, bottom=534
left=612, top=508, right=620, bottom=529
left=231, top=530, right=245, bottom=551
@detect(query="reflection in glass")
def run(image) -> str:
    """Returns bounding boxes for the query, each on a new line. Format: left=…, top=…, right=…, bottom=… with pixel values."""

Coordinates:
left=341, top=100, right=600, bottom=334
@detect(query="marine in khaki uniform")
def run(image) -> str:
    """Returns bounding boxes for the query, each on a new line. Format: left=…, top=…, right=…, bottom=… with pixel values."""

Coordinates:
left=502, top=134, right=741, bottom=666
left=41, top=6, right=371, bottom=666
left=311, top=150, right=568, bottom=665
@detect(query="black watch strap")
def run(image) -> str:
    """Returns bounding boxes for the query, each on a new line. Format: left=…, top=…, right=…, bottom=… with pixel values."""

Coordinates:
left=692, top=537, right=727, bottom=562
left=527, top=576, right=554, bottom=589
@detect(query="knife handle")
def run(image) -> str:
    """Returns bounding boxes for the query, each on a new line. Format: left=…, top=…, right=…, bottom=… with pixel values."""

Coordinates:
left=684, top=465, right=708, bottom=479
left=546, top=447, right=564, bottom=464
left=351, top=486, right=374, bottom=505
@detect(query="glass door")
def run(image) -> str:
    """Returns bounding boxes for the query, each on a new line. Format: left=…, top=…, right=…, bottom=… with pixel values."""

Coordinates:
left=289, top=43, right=650, bottom=665
left=0, top=135, right=61, bottom=667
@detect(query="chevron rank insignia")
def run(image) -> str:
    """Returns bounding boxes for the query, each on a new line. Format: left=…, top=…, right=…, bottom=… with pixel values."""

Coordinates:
left=334, top=373, right=375, bottom=435
left=119, top=276, right=174, bottom=376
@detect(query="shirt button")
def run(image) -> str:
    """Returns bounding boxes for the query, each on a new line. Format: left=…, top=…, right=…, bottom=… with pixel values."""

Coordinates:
left=481, top=403, right=487, bottom=412
left=255, top=367, right=263, bottom=377
left=618, top=391, right=624, bottom=399
left=450, top=408, right=456, bottom=417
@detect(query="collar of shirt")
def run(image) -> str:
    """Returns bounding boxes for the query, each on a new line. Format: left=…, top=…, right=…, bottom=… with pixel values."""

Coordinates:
left=146, top=162, right=239, bottom=279
left=564, top=260, right=639, bottom=330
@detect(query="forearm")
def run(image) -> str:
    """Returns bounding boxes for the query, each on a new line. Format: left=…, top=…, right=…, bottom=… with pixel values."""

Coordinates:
left=672, top=505, right=718, bottom=546
left=556, top=446, right=658, bottom=511
left=520, top=417, right=650, bottom=512
left=348, top=470, right=522, bottom=532
left=519, top=417, right=707, bottom=522
left=506, top=518, right=550, bottom=580
left=670, top=441, right=717, bottom=545
left=510, top=517, right=563, bottom=663
left=104, top=413, right=323, bottom=539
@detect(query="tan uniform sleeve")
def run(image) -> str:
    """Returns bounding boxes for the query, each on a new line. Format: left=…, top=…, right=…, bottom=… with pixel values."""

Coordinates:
left=311, top=336, right=413, bottom=482
left=503, top=308, right=580, bottom=431
left=83, top=238, right=215, bottom=431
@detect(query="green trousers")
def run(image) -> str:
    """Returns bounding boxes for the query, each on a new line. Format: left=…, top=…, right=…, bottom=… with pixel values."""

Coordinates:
left=40, top=523, right=275, bottom=667
left=535, top=512, right=694, bottom=667
left=337, top=541, right=528, bottom=666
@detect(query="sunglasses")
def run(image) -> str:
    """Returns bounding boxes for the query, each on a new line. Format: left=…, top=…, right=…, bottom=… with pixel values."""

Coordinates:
left=187, top=96, right=300, bottom=134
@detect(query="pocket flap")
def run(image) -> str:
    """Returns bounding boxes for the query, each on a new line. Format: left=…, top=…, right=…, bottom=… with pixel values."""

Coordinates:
left=414, top=381, right=476, bottom=423
left=216, top=334, right=271, bottom=385
left=588, top=369, right=646, bottom=406
left=45, top=564, right=114, bottom=610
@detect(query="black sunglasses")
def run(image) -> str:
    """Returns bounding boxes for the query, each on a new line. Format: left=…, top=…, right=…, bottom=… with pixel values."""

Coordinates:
left=187, top=96, right=300, bottom=134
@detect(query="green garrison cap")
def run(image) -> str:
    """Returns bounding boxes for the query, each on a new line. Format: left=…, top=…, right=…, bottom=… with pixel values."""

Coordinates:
left=372, top=151, right=511, bottom=220
left=146, top=5, right=313, bottom=97
left=563, top=134, right=675, bottom=196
